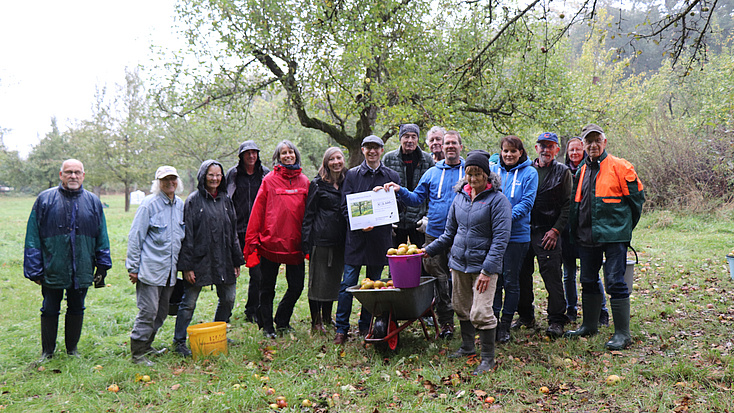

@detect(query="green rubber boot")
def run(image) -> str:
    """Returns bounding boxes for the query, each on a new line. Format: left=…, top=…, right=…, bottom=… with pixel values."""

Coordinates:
left=605, top=298, right=632, bottom=350
left=473, top=328, right=496, bottom=375
left=448, top=320, right=476, bottom=358
left=564, top=293, right=603, bottom=338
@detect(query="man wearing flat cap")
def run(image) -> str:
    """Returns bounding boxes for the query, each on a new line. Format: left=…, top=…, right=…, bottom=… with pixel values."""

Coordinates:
left=333, top=135, right=401, bottom=345
left=513, top=132, right=573, bottom=338
left=382, top=124, right=435, bottom=249
left=565, top=124, right=645, bottom=350
left=127, top=166, right=185, bottom=365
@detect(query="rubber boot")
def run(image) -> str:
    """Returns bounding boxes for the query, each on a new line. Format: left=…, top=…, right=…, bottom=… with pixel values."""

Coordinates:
left=564, top=293, right=602, bottom=338
left=448, top=320, right=476, bottom=358
left=131, top=339, right=155, bottom=366
left=473, top=328, right=496, bottom=375
left=65, top=314, right=84, bottom=356
left=39, top=315, right=58, bottom=362
left=605, top=298, right=632, bottom=350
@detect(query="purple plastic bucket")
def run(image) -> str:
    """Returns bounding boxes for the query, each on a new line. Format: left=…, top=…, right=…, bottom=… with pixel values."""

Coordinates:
left=387, top=253, right=423, bottom=288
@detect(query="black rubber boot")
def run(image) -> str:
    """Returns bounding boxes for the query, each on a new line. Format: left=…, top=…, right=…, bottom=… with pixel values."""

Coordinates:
left=448, top=320, right=476, bottom=358
left=564, top=293, right=602, bottom=338
left=39, top=315, right=58, bottom=362
left=473, top=328, right=496, bottom=375
left=131, top=339, right=155, bottom=366
left=605, top=298, right=632, bottom=350
left=65, top=314, right=84, bottom=356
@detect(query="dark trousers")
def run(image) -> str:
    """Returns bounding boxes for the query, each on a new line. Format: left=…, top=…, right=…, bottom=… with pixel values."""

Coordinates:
left=258, top=256, right=305, bottom=333
left=393, top=227, right=425, bottom=249
left=516, top=230, right=567, bottom=324
left=239, top=232, right=262, bottom=318
left=578, top=243, right=630, bottom=300
left=41, top=286, right=88, bottom=317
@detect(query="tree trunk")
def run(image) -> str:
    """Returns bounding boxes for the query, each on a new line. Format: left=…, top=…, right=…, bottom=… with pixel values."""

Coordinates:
left=124, top=182, right=130, bottom=212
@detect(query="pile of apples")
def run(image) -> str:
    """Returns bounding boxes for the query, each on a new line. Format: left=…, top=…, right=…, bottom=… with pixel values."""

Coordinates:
left=359, top=278, right=395, bottom=290
left=387, top=243, right=424, bottom=256
left=727, top=248, right=734, bottom=257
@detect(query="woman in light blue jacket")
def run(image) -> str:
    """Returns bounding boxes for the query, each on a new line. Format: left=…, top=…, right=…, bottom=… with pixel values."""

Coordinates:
left=489, top=136, right=538, bottom=344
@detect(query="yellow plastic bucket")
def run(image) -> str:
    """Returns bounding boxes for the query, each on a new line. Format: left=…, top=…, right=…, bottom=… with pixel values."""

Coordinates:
left=187, top=322, right=228, bottom=360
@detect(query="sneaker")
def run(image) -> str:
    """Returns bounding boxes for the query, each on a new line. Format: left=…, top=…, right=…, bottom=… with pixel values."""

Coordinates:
left=132, top=355, right=155, bottom=367
left=510, top=317, right=536, bottom=330
left=333, top=332, right=347, bottom=345
left=439, top=324, right=455, bottom=339
left=263, top=330, right=277, bottom=339
left=244, top=313, right=259, bottom=324
left=174, top=342, right=192, bottom=358
left=546, top=323, right=564, bottom=338
left=277, top=325, right=294, bottom=335
left=599, top=309, right=610, bottom=327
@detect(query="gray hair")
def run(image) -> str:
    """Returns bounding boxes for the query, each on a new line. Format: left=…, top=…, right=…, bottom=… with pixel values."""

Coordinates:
left=272, top=140, right=302, bottom=166
left=60, top=159, right=84, bottom=173
left=150, top=177, right=184, bottom=195
left=425, top=126, right=447, bottom=144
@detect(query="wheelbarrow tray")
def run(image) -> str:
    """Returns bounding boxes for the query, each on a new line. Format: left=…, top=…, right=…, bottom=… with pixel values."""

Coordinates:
left=348, top=276, right=435, bottom=320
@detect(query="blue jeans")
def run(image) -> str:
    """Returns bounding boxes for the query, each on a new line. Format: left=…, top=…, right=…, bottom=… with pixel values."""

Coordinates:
left=578, top=243, right=630, bottom=300
left=335, top=264, right=384, bottom=335
left=493, top=242, right=529, bottom=322
left=41, top=286, right=88, bottom=317
left=173, top=282, right=237, bottom=344
left=561, top=230, right=607, bottom=313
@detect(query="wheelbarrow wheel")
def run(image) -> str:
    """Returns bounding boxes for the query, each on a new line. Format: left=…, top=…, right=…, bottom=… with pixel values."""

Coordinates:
left=375, top=320, right=399, bottom=353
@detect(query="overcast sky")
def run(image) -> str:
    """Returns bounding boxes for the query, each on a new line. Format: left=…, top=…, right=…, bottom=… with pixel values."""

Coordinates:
left=0, top=0, right=178, bottom=158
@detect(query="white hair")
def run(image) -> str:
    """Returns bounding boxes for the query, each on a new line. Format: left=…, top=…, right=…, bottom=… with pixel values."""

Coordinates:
left=60, top=159, right=84, bottom=173
left=150, top=177, right=184, bottom=195
left=425, top=126, right=447, bottom=144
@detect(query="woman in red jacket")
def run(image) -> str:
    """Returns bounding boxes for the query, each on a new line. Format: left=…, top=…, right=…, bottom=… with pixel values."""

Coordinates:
left=244, top=140, right=310, bottom=338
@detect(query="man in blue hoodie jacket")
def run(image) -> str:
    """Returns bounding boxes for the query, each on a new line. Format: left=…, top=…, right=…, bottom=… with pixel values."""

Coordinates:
left=382, top=130, right=465, bottom=338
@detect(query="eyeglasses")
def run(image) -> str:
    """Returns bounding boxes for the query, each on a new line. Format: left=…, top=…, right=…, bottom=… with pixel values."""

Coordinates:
left=62, top=170, right=83, bottom=176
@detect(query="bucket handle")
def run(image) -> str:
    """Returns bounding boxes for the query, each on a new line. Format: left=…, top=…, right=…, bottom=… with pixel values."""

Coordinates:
left=628, top=245, right=638, bottom=264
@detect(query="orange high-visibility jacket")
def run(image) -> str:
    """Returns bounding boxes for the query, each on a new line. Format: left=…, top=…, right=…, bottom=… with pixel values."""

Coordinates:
left=569, top=152, right=645, bottom=244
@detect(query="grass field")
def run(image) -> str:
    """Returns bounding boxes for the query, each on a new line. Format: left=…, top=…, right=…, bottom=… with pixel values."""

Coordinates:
left=0, top=194, right=733, bottom=412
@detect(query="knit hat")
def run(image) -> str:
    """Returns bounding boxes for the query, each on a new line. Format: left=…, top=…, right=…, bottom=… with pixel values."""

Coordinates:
left=399, top=123, right=420, bottom=138
left=465, top=150, right=491, bottom=176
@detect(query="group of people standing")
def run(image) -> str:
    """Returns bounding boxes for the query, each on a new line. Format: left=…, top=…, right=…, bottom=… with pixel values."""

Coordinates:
left=23, top=122, right=644, bottom=373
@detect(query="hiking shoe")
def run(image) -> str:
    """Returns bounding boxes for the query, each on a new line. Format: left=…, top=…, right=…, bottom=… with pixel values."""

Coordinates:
left=510, top=317, right=536, bottom=330
left=174, top=342, right=192, bottom=358
left=439, top=324, right=455, bottom=340
left=546, top=323, right=564, bottom=338
left=333, top=333, right=347, bottom=345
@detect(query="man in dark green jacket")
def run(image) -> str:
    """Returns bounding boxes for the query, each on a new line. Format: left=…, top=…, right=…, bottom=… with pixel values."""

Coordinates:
left=24, top=159, right=112, bottom=362
left=565, top=124, right=645, bottom=350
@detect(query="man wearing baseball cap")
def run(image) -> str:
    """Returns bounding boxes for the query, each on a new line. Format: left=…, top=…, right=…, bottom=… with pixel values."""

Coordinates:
left=565, top=124, right=645, bottom=350
left=127, top=166, right=185, bottom=365
left=512, top=132, right=573, bottom=338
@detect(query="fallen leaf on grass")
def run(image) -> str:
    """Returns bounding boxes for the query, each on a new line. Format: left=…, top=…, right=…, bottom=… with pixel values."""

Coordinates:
left=171, top=384, right=181, bottom=391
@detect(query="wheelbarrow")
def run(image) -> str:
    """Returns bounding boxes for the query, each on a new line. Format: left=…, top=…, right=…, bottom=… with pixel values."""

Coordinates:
left=348, top=276, right=438, bottom=352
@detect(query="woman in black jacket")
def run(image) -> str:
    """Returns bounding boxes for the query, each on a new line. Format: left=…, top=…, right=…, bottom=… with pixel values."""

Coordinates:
left=301, top=147, right=347, bottom=334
